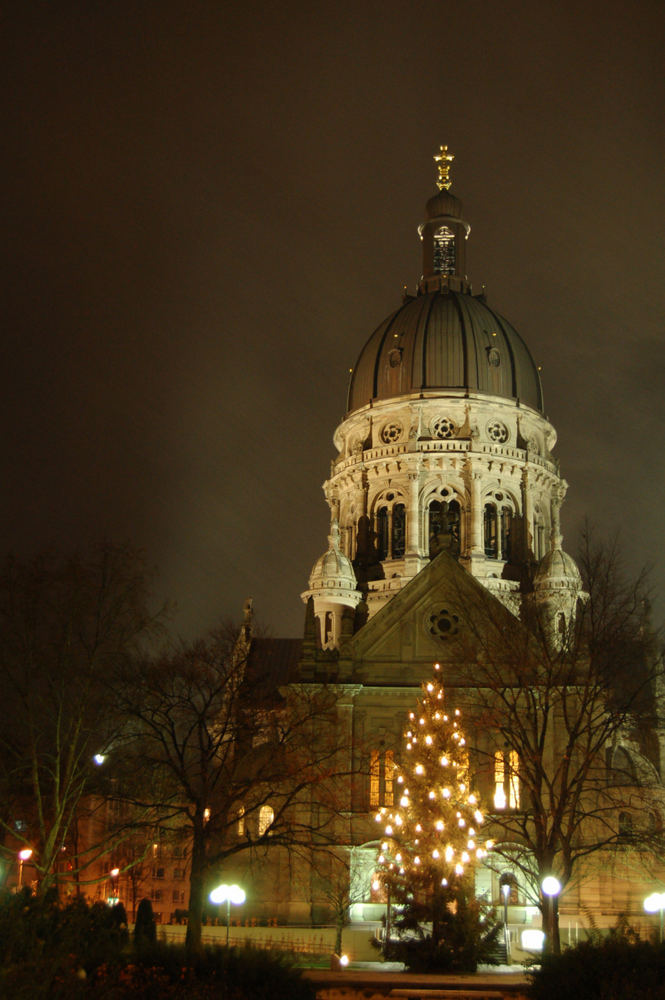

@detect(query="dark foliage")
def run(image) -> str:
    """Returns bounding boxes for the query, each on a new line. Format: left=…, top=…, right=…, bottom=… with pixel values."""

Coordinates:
left=528, top=936, right=665, bottom=1000
left=133, top=897, right=157, bottom=950
left=0, top=890, right=128, bottom=998
left=90, top=942, right=317, bottom=999
left=0, top=892, right=315, bottom=999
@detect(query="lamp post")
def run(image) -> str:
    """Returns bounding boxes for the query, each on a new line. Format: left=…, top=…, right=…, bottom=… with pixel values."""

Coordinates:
left=108, top=867, right=120, bottom=905
left=644, top=892, right=665, bottom=943
left=541, top=876, right=561, bottom=955
left=500, top=882, right=511, bottom=963
left=209, top=883, right=246, bottom=945
left=17, top=848, right=33, bottom=890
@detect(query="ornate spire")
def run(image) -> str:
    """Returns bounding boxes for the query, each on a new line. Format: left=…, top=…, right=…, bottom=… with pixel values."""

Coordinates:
left=434, top=144, right=454, bottom=191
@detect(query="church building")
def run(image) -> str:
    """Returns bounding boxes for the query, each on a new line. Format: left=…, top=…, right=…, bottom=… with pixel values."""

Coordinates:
left=239, top=149, right=664, bottom=946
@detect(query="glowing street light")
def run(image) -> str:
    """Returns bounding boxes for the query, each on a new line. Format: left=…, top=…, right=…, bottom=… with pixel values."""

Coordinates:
left=17, top=848, right=33, bottom=890
left=644, top=892, right=665, bottom=942
left=209, top=883, right=246, bottom=945
left=107, top=867, right=120, bottom=905
left=541, top=875, right=562, bottom=954
left=541, top=875, right=561, bottom=897
left=500, top=878, right=512, bottom=962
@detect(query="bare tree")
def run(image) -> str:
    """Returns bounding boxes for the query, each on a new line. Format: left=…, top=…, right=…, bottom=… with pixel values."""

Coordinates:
left=450, top=530, right=662, bottom=953
left=113, top=626, right=350, bottom=953
left=0, top=544, right=164, bottom=894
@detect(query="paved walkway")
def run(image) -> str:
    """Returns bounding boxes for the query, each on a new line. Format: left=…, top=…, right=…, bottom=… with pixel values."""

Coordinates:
left=304, top=963, right=530, bottom=999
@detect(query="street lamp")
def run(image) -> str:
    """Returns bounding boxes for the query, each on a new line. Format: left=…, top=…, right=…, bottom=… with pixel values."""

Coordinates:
left=372, top=876, right=393, bottom=955
left=17, top=848, right=33, bottom=890
left=541, top=876, right=562, bottom=954
left=108, top=867, right=120, bottom=905
left=644, top=892, right=665, bottom=943
left=500, top=881, right=511, bottom=963
left=209, top=883, right=246, bottom=945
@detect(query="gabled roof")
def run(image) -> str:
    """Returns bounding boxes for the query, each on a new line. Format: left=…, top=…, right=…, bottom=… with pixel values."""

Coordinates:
left=338, top=551, right=527, bottom=688
left=246, top=637, right=303, bottom=689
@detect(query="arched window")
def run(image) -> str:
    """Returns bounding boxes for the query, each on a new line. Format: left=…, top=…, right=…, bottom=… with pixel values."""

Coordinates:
left=237, top=805, right=245, bottom=837
left=534, top=506, right=545, bottom=560
left=433, top=225, right=456, bottom=275
left=374, top=496, right=406, bottom=561
left=392, top=504, right=406, bottom=558
left=618, top=811, right=633, bottom=842
left=258, top=805, right=274, bottom=837
left=494, top=749, right=520, bottom=810
left=369, top=749, right=394, bottom=807
left=429, top=498, right=461, bottom=557
left=484, top=494, right=514, bottom=560
left=500, top=506, right=512, bottom=561
left=376, top=506, right=389, bottom=560
left=484, top=504, right=497, bottom=558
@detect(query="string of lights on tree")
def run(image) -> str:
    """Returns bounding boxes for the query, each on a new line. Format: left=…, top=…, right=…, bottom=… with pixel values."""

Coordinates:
left=375, top=662, right=493, bottom=891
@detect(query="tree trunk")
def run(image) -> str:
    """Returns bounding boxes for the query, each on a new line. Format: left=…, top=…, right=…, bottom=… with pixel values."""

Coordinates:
left=185, top=825, right=207, bottom=956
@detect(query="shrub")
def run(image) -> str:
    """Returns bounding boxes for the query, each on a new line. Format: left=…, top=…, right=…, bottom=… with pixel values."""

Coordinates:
left=528, top=936, right=665, bottom=1000
left=0, top=891, right=128, bottom=999
left=133, top=898, right=157, bottom=950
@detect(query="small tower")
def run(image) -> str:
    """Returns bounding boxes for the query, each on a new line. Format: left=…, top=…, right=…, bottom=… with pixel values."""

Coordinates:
left=532, top=548, right=584, bottom=647
left=301, top=520, right=361, bottom=650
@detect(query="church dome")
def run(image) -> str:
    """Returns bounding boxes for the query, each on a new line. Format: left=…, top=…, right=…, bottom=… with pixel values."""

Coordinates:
left=347, top=288, right=544, bottom=415
left=424, top=187, right=465, bottom=222
left=533, top=548, right=582, bottom=591
left=307, top=522, right=358, bottom=594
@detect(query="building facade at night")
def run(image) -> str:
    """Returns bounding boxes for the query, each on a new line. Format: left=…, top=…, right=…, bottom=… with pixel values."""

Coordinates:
left=68, top=154, right=663, bottom=942
left=234, top=151, right=665, bottom=944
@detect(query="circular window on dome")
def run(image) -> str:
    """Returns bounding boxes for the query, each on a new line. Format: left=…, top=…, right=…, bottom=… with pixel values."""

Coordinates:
left=487, top=347, right=501, bottom=367
left=381, top=422, right=403, bottom=444
left=426, top=608, right=460, bottom=641
left=486, top=420, right=509, bottom=443
left=432, top=417, right=456, bottom=439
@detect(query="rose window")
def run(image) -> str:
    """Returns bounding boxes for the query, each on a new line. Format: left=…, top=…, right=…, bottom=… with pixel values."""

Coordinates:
left=381, top=422, right=403, bottom=444
left=432, top=417, right=456, bottom=439
left=486, top=420, right=508, bottom=443
left=426, top=608, right=460, bottom=640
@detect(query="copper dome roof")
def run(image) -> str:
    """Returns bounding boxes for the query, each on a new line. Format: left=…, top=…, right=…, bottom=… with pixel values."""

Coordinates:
left=346, top=288, right=544, bottom=415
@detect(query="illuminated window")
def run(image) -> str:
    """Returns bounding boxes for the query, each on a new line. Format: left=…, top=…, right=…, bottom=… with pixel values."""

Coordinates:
left=258, top=805, right=274, bottom=836
left=237, top=805, right=245, bottom=837
left=369, top=749, right=395, bottom=807
left=494, top=749, right=519, bottom=810
left=385, top=750, right=394, bottom=805
left=370, top=750, right=380, bottom=808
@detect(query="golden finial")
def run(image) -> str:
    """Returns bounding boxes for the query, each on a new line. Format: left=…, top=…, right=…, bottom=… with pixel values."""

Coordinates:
left=434, top=144, right=454, bottom=191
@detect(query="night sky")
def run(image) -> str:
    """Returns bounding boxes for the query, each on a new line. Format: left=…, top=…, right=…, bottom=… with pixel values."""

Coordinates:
left=4, top=1, right=665, bottom=638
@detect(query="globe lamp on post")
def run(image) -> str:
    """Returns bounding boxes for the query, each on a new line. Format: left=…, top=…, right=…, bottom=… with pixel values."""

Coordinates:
left=108, top=867, right=120, bottom=905
left=644, top=892, right=665, bottom=943
left=209, top=884, right=246, bottom=945
left=541, top=876, right=561, bottom=955
left=500, top=880, right=511, bottom=962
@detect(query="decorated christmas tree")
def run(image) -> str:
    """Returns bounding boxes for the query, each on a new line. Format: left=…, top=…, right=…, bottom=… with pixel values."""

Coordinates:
left=375, top=663, right=498, bottom=969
